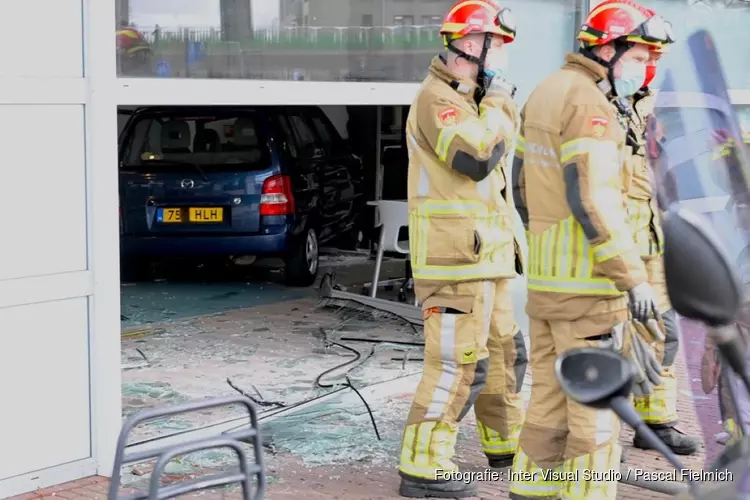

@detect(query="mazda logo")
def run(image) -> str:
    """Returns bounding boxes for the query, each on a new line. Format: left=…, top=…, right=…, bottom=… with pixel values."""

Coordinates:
left=180, top=179, right=195, bottom=189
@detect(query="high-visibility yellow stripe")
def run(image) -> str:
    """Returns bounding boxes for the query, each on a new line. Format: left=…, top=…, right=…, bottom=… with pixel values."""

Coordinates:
left=509, top=448, right=564, bottom=496
left=516, top=134, right=525, bottom=154
left=634, top=377, right=677, bottom=423
left=476, top=421, right=520, bottom=455
left=560, top=137, right=599, bottom=163
left=592, top=238, right=620, bottom=262
left=399, top=421, right=461, bottom=479
left=528, top=276, right=620, bottom=295
left=626, top=197, right=662, bottom=257
left=409, top=199, right=514, bottom=282
left=526, top=215, right=623, bottom=296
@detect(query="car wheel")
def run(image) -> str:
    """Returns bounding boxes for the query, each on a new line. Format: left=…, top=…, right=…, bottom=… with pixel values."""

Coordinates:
left=285, top=227, right=319, bottom=287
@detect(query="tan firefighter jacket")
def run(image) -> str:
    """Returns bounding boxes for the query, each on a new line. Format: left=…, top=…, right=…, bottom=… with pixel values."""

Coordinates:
left=405, top=55, right=522, bottom=305
left=622, top=89, right=664, bottom=260
left=513, top=53, right=647, bottom=324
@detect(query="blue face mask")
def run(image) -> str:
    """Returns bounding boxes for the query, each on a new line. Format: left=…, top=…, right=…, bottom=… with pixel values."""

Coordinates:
left=614, top=60, right=647, bottom=97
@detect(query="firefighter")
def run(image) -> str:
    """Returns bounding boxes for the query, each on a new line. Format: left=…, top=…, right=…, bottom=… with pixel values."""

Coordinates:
left=624, top=40, right=702, bottom=455
left=509, top=1, right=671, bottom=498
left=116, top=22, right=152, bottom=75
left=397, top=1, right=527, bottom=497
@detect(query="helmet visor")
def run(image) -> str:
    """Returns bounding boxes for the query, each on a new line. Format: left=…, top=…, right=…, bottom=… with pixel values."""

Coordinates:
left=632, top=15, right=675, bottom=44
left=496, top=8, right=516, bottom=37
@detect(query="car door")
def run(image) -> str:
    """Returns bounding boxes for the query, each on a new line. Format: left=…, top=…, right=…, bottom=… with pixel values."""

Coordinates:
left=305, top=108, right=363, bottom=237
left=272, top=110, right=317, bottom=235
left=285, top=108, right=332, bottom=240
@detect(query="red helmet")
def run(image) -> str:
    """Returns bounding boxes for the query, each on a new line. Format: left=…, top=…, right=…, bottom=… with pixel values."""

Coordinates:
left=440, top=0, right=516, bottom=44
left=578, top=0, right=674, bottom=49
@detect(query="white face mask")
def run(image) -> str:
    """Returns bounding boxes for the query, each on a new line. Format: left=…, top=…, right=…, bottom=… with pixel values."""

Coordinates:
left=485, top=47, right=509, bottom=72
left=614, top=59, right=646, bottom=97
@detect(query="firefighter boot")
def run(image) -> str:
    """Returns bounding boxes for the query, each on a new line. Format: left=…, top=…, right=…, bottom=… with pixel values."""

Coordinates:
left=633, top=426, right=701, bottom=455
left=399, top=474, right=478, bottom=498
left=488, top=453, right=515, bottom=468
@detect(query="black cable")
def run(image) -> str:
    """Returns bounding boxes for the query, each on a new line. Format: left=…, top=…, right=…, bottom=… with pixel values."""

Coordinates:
left=314, top=330, right=381, bottom=441
left=340, top=336, right=424, bottom=347
left=227, top=378, right=285, bottom=408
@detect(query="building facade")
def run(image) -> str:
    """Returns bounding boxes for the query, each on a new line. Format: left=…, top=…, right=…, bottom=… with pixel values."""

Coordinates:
left=114, top=0, right=750, bottom=105
left=2, top=0, right=750, bottom=498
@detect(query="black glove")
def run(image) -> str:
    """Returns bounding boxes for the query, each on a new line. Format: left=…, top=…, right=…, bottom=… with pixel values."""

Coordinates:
left=628, top=282, right=662, bottom=323
left=602, top=321, right=664, bottom=398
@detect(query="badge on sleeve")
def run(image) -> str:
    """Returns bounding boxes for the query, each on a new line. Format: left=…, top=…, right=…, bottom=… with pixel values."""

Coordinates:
left=591, top=116, right=608, bottom=138
left=438, top=107, right=457, bottom=126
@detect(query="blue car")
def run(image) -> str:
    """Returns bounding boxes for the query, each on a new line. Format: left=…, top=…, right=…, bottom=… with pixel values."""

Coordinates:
left=118, top=106, right=364, bottom=286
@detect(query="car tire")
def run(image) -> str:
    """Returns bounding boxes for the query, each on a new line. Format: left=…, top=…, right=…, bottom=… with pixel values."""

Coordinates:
left=285, top=227, right=319, bottom=287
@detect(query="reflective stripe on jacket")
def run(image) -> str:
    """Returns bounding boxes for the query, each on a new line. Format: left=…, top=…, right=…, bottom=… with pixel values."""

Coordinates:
left=515, top=53, right=647, bottom=321
left=623, top=90, right=663, bottom=259
left=406, top=56, right=522, bottom=300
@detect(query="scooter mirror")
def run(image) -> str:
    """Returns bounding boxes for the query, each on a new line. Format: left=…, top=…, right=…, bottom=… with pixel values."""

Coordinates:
left=662, top=207, right=741, bottom=326
left=554, top=348, right=634, bottom=409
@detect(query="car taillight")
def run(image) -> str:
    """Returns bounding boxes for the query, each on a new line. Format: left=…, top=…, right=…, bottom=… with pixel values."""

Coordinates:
left=260, top=174, right=295, bottom=216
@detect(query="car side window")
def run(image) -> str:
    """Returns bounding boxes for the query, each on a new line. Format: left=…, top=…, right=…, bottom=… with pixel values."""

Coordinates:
left=275, top=114, right=299, bottom=159
left=289, top=113, right=321, bottom=159
left=309, top=115, right=333, bottom=153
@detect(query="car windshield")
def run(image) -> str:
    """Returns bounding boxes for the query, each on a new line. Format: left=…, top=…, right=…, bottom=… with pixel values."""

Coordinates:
left=121, top=112, right=270, bottom=171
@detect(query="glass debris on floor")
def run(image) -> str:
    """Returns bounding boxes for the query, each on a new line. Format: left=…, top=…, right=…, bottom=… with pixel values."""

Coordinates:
left=121, top=282, right=308, bottom=328
left=120, top=292, right=425, bottom=442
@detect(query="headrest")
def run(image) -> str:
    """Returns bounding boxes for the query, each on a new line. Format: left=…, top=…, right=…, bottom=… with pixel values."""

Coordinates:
left=195, top=129, right=221, bottom=152
left=233, top=117, right=259, bottom=147
left=161, top=121, right=191, bottom=150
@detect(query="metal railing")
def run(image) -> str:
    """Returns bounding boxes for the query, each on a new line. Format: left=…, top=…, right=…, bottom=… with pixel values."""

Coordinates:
left=108, top=396, right=265, bottom=500
left=139, top=25, right=444, bottom=51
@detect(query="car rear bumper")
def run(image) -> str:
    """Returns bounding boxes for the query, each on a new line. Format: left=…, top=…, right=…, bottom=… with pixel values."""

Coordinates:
left=121, top=232, right=291, bottom=257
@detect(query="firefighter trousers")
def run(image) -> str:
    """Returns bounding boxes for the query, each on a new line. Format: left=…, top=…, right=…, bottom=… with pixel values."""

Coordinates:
left=633, top=257, right=680, bottom=427
left=509, top=313, right=622, bottom=500
left=398, top=278, right=527, bottom=480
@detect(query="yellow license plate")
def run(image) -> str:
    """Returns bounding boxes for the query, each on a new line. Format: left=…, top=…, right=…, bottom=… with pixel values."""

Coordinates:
left=189, top=207, right=223, bottom=222
left=161, top=208, right=183, bottom=223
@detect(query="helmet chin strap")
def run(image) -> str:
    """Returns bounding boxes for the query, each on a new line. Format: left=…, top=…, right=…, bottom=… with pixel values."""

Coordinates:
left=446, top=33, right=492, bottom=104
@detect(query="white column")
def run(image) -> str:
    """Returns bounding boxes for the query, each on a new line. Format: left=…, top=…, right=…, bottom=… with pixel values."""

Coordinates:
left=0, top=0, right=121, bottom=496
left=87, top=0, right=124, bottom=480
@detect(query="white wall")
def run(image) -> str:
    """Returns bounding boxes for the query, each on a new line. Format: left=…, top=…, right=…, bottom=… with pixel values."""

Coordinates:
left=0, top=0, right=121, bottom=496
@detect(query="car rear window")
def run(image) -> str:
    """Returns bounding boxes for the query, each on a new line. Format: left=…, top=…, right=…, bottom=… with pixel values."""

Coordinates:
left=120, top=112, right=270, bottom=171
